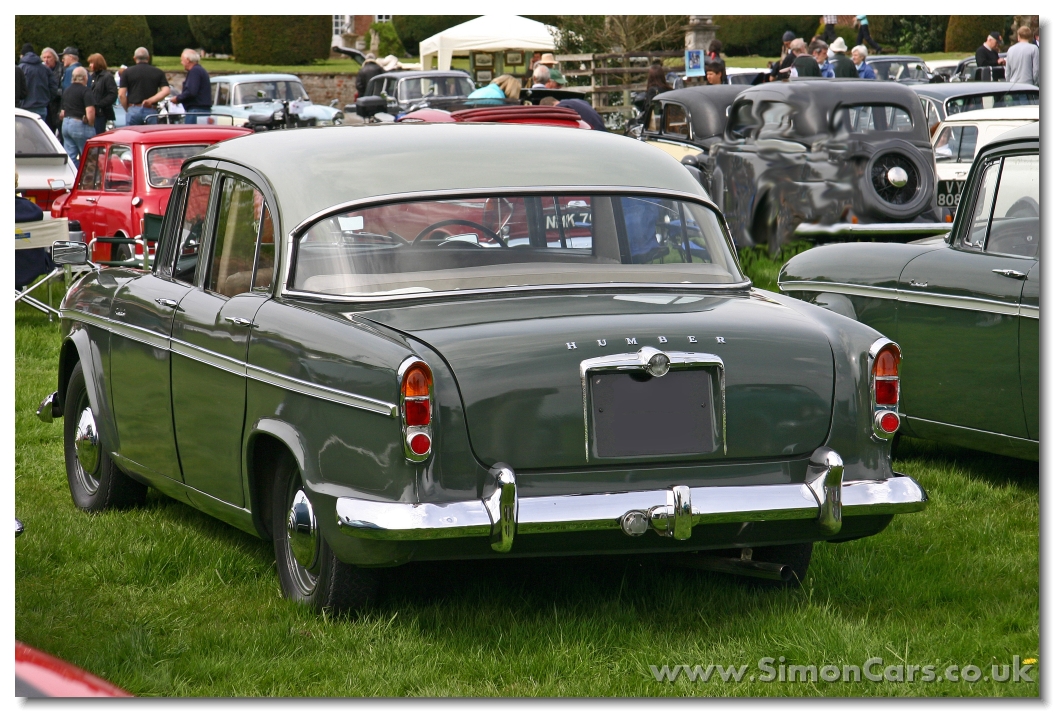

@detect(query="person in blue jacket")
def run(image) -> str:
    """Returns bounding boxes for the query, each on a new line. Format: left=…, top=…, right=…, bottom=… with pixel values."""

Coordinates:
left=60, top=47, right=81, bottom=91
left=852, top=45, right=877, bottom=79
left=17, top=44, right=59, bottom=121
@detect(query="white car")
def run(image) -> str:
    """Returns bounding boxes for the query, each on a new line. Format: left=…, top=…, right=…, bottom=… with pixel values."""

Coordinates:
left=932, top=105, right=1039, bottom=216
left=15, top=107, right=77, bottom=210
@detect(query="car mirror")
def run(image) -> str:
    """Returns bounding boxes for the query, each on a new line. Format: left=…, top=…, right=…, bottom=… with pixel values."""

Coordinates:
left=51, top=240, right=89, bottom=265
left=329, top=99, right=338, bottom=108
left=627, top=124, right=643, bottom=139
left=680, top=154, right=700, bottom=168
left=48, top=178, right=67, bottom=191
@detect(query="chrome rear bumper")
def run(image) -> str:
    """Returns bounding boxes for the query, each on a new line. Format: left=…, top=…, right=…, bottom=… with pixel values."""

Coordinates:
left=335, top=448, right=927, bottom=552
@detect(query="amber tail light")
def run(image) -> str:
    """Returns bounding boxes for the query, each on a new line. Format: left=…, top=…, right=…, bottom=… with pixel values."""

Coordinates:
left=400, top=360, right=434, bottom=461
left=871, top=340, right=901, bottom=440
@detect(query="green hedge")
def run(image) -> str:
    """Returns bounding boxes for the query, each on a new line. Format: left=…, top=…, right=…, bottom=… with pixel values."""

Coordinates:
left=369, top=22, right=406, bottom=57
left=866, top=16, right=949, bottom=54
left=16, top=15, right=152, bottom=65
left=945, top=15, right=1009, bottom=52
left=146, top=16, right=197, bottom=57
left=188, top=15, right=232, bottom=55
left=714, top=16, right=819, bottom=57
left=391, top=16, right=477, bottom=56
left=231, top=15, right=330, bottom=65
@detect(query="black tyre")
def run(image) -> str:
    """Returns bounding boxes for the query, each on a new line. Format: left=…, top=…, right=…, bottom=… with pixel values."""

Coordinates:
left=859, top=142, right=934, bottom=220
left=113, top=241, right=134, bottom=264
left=272, top=455, right=378, bottom=614
left=750, top=542, right=813, bottom=587
left=63, top=361, right=147, bottom=512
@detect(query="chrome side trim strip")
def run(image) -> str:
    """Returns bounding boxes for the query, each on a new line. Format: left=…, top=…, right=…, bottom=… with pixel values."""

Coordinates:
left=902, top=414, right=1039, bottom=445
left=170, top=338, right=247, bottom=377
left=61, top=308, right=171, bottom=351
left=1020, top=304, right=1039, bottom=319
left=778, top=280, right=1026, bottom=317
left=794, top=222, right=951, bottom=238
left=246, top=364, right=398, bottom=418
left=62, top=309, right=397, bottom=418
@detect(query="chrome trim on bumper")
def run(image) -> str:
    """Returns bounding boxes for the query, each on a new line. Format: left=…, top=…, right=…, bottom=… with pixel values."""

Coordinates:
left=794, top=222, right=951, bottom=239
left=335, top=449, right=926, bottom=548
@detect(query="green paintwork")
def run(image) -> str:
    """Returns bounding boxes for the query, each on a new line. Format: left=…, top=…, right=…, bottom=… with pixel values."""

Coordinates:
left=779, top=129, right=1039, bottom=460
left=53, top=125, right=911, bottom=567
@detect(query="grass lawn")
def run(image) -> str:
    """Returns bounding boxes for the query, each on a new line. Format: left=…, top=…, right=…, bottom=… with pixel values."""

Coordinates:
left=14, top=269, right=1037, bottom=696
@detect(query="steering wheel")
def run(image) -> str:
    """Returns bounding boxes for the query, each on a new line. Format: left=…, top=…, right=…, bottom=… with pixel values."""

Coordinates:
left=1006, top=196, right=1039, bottom=219
left=412, top=219, right=506, bottom=247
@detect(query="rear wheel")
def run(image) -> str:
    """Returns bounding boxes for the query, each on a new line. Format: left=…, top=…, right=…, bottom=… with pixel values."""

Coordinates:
left=63, top=361, right=147, bottom=512
left=271, top=456, right=378, bottom=614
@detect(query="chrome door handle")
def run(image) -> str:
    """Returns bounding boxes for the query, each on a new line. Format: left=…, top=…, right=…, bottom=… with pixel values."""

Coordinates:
left=909, top=279, right=928, bottom=288
left=224, top=316, right=254, bottom=327
left=85, top=197, right=98, bottom=203
left=114, top=308, right=126, bottom=317
left=155, top=298, right=180, bottom=308
left=992, top=269, right=1027, bottom=280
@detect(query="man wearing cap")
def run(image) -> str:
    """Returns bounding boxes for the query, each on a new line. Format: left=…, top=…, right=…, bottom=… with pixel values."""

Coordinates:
left=60, top=47, right=81, bottom=91
left=828, top=37, right=858, bottom=78
left=17, top=43, right=58, bottom=122
left=119, top=47, right=171, bottom=125
left=976, top=32, right=1005, bottom=68
left=535, top=52, right=567, bottom=88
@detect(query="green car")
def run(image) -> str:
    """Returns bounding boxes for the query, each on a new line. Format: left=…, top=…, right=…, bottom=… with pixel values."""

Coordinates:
left=780, top=123, right=1038, bottom=461
left=38, top=124, right=926, bottom=614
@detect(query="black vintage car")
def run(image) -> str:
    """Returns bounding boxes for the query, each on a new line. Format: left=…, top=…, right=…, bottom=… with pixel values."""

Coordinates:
left=632, top=85, right=748, bottom=168
left=708, top=80, right=939, bottom=251
left=348, top=70, right=476, bottom=116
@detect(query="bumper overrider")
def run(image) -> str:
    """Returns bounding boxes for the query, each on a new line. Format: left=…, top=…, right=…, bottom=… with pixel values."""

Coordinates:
left=336, top=447, right=927, bottom=552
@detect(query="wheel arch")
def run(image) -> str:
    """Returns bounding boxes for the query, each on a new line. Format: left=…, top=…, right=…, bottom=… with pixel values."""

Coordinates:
left=244, top=419, right=309, bottom=540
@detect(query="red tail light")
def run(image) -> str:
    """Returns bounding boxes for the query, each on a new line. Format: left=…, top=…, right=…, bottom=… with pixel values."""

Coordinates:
left=400, top=360, right=433, bottom=461
left=870, top=340, right=901, bottom=441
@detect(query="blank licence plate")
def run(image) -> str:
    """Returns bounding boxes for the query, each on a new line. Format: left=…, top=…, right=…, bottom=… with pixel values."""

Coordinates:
left=590, top=369, right=715, bottom=458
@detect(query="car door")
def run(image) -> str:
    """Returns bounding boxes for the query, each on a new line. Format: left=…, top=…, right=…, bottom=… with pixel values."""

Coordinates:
left=897, top=153, right=1036, bottom=439
left=170, top=170, right=276, bottom=507
left=68, top=144, right=105, bottom=246
left=108, top=174, right=205, bottom=481
left=96, top=144, right=134, bottom=239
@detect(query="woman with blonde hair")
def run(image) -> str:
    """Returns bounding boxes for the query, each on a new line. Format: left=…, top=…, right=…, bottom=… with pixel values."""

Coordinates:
left=87, top=53, right=117, bottom=134
left=466, top=74, right=522, bottom=106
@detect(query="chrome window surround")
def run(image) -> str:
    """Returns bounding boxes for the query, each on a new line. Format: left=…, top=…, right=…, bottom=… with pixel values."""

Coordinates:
left=868, top=337, right=901, bottom=441
left=579, top=347, right=726, bottom=462
left=279, top=185, right=748, bottom=304
left=398, top=356, right=433, bottom=462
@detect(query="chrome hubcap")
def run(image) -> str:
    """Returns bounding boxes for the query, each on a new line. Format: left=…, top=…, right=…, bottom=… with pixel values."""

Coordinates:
left=75, top=407, right=100, bottom=475
left=286, top=490, right=319, bottom=571
left=886, top=166, right=909, bottom=188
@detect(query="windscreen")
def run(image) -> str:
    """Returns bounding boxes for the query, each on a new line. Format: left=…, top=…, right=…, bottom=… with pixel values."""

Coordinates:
left=835, top=105, right=914, bottom=133
left=945, top=91, right=1038, bottom=116
left=398, top=76, right=474, bottom=101
left=233, top=81, right=308, bottom=104
left=873, top=60, right=930, bottom=82
left=146, top=145, right=208, bottom=187
left=292, top=194, right=743, bottom=297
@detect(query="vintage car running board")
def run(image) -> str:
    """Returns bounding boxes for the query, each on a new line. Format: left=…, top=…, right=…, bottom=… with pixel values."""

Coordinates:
left=335, top=448, right=927, bottom=552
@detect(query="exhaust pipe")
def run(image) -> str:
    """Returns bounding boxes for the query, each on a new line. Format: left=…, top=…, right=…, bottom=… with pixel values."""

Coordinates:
left=673, top=549, right=794, bottom=582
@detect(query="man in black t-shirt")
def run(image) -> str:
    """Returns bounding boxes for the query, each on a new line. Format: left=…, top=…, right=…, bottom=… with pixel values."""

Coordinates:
left=976, top=32, right=1006, bottom=68
left=119, top=46, right=170, bottom=125
left=59, top=66, right=95, bottom=166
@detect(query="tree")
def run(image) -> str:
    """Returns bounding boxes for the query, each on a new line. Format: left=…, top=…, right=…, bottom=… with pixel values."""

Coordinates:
left=391, top=16, right=477, bottom=56
left=231, top=16, right=330, bottom=65
left=188, top=15, right=232, bottom=55
left=16, top=15, right=152, bottom=66
left=146, top=16, right=197, bottom=57
left=549, top=16, right=685, bottom=54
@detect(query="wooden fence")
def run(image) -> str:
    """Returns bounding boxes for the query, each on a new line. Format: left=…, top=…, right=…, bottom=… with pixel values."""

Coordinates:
left=556, top=50, right=686, bottom=116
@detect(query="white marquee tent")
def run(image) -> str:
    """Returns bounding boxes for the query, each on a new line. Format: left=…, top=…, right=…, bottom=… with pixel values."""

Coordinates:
left=419, top=15, right=556, bottom=71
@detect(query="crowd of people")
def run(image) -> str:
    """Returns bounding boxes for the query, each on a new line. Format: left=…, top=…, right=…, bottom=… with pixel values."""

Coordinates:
left=16, top=43, right=214, bottom=166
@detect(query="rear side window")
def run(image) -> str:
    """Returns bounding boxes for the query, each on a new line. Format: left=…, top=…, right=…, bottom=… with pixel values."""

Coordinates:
left=77, top=146, right=105, bottom=191
left=934, top=126, right=978, bottom=163
left=836, top=105, right=913, bottom=133
left=208, top=176, right=274, bottom=297
left=215, top=83, right=229, bottom=106
left=986, top=154, right=1039, bottom=257
left=663, top=103, right=689, bottom=137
